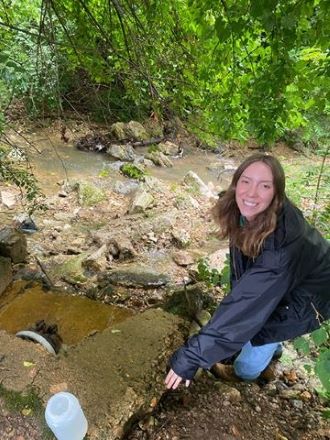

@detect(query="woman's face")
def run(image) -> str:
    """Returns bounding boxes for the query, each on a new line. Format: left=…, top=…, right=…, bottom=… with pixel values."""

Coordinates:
left=235, top=161, right=275, bottom=221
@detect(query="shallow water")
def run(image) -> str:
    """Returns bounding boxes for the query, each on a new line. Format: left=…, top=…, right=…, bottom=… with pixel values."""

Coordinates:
left=0, top=281, right=133, bottom=345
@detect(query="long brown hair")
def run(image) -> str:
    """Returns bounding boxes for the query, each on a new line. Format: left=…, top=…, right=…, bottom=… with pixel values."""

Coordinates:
left=212, top=153, right=286, bottom=257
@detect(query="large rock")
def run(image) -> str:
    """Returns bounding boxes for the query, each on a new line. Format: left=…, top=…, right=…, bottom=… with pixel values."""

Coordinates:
left=0, top=227, right=27, bottom=263
left=145, top=151, right=173, bottom=167
left=129, top=189, right=154, bottom=214
left=110, top=122, right=126, bottom=141
left=183, top=171, right=215, bottom=198
left=0, top=256, right=12, bottom=294
left=104, top=267, right=170, bottom=288
left=125, top=120, right=148, bottom=141
left=158, top=141, right=179, bottom=156
left=107, top=144, right=136, bottom=162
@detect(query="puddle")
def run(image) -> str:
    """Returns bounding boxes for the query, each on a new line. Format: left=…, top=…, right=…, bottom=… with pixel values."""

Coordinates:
left=0, top=281, right=134, bottom=345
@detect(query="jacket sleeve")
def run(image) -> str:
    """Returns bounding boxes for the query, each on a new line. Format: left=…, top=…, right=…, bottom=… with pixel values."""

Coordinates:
left=170, top=247, right=297, bottom=380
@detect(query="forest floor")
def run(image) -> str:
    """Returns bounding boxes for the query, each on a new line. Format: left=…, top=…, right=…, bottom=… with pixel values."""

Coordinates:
left=0, top=118, right=329, bottom=439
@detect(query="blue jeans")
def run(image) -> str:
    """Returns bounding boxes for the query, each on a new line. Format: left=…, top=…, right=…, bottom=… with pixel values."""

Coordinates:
left=234, top=341, right=282, bottom=380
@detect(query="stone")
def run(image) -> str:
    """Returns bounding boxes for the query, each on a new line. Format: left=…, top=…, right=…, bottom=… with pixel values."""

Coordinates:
left=82, top=244, right=108, bottom=272
left=107, top=144, right=136, bottom=162
left=0, top=256, right=12, bottom=295
left=172, top=250, right=195, bottom=266
left=158, top=141, right=179, bottom=156
left=1, top=189, right=17, bottom=208
left=183, top=171, right=215, bottom=198
left=110, top=122, right=126, bottom=140
left=109, top=237, right=137, bottom=261
left=171, top=228, right=190, bottom=248
left=145, top=151, right=173, bottom=167
left=113, top=180, right=140, bottom=195
left=129, top=189, right=154, bottom=214
left=105, top=267, right=170, bottom=288
left=125, top=120, right=148, bottom=141
left=0, top=227, right=27, bottom=263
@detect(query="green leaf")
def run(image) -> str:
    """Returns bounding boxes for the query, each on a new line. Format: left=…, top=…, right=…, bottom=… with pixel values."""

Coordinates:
left=311, top=327, right=328, bottom=346
left=315, top=350, right=330, bottom=392
left=214, top=16, right=230, bottom=42
left=293, top=336, right=310, bottom=355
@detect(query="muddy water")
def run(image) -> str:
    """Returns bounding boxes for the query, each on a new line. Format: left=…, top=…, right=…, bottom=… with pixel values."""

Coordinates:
left=0, top=281, right=133, bottom=345
left=26, top=137, right=235, bottom=194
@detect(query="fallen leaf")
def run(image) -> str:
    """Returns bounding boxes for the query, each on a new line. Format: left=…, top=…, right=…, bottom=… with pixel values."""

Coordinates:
left=50, top=382, right=68, bottom=394
left=23, top=361, right=35, bottom=368
left=22, top=408, right=32, bottom=416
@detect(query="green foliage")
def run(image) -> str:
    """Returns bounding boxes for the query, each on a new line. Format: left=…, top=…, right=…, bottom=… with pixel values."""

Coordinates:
left=78, top=183, right=107, bottom=206
left=120, top=163, right=146, bottom=181
left=1, top=0, right=329, bottom=142
left=0, top=153, right=46, bottom=214
left=196, top=256, right=230, bottom=293
left=294, top=321, right=330, bottom=400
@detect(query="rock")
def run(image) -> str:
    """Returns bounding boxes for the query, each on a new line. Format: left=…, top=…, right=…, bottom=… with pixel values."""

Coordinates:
left=163, top=283, right=211, bottom=319
left=104, top=267, right=170, bottom=288
left=129, top=189, right=154, bottom=214
left=113, top=180, right=140, bottom=195
left=158, top=141, right=179, bottom=156
left=183, top=171, right=216, bottom=198
left=107, top=144, right=136, bottom=162
left=109, top=237, right=137, bottom=261
left=171, top=228, right=190, bottom=248
left=174, top=194, right=200, bottom=210
left=0, top=256, right=12, bottom=295
left=110, top=122, right=126, bottom=141
left=145, top=151, right=173, bottom=167
left=1, top=189, right=17, bottom=208
left=49, top=254, right=88, bottom=285
left=0, top=227, right=27, bottom=263
left=82, top=244, right=108, bottom=272
left=172, top=250, right=195, bottom=266
left=125, top=120, right=148, bottom=141
left=214, top=382, right=242, bottom=403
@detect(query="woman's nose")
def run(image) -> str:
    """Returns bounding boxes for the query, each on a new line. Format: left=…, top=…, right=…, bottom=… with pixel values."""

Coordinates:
left=247, top=184, right=258, bottom=197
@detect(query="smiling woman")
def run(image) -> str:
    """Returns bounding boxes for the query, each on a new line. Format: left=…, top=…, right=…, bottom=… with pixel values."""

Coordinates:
left=235, top=161, right=275, bottom=221
left=165, top=153, right=330, bottom=389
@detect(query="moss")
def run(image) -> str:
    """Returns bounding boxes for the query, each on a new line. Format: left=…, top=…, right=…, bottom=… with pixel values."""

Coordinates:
left=79, top=183, right=107, bottom=206
left=120, top=164, right=146, bottom=181
left=0, top=384, right=53, bottom=439
left=147, top=144, right=160, bottom=153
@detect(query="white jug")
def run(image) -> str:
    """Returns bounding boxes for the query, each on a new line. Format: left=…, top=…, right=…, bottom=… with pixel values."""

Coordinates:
left=45, top=392, right=88, bottom=440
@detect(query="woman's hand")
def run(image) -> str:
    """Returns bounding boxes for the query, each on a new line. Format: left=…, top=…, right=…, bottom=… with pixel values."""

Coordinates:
left=165, top=368, right=191, bottom=390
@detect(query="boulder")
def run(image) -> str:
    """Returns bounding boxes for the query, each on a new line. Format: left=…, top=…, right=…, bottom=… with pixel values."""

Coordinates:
left=82, top=244, right=109, bottom=272
left=158, top=141, right=179, bottom=156
left=125, top=121, right=148, bottom=141
left=107, top=144, right=136, bottom=162
left=171, top=228, right=190, bottom=248
left=0, top=227, right=27, bottom=263
left=104, top=267, right=170, bottom=288
left=110, top=122, right=126, bottom=141
left=145, top=151, right=173, bottom=167
left=129, top=189, right=154, bottom=214
left=183, top=171, right=215, bottom=198
left=0, top=256, right=12, bottom=294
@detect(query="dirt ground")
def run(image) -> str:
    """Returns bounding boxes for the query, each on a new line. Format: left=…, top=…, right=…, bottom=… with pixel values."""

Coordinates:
left=125, top=373, right=330, bottom=440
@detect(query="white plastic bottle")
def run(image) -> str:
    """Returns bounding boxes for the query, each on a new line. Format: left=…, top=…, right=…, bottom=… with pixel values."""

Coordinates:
left=45, top=392, right=88, bottom=440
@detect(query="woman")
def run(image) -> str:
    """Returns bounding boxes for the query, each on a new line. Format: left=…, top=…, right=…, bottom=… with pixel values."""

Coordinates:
left=165, top=153, right=330, bottom=389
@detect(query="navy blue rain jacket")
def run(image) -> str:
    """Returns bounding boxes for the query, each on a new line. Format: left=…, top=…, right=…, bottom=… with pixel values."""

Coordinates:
left=170, top=200, right=330, bottom=380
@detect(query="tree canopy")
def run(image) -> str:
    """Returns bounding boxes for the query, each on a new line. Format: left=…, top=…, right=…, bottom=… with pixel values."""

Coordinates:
left=0, top=0, right=329, bottom=143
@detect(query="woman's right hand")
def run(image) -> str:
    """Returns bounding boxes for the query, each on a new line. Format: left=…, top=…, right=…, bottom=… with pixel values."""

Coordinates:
left=165, top=368, right=191, bottom=390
